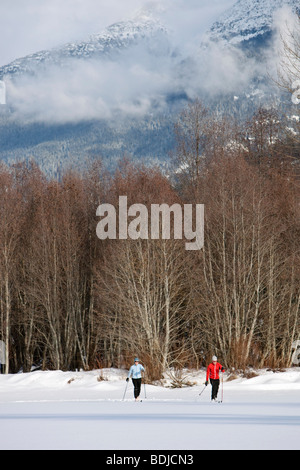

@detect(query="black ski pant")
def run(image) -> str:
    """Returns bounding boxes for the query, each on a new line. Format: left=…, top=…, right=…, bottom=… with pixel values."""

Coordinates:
left=210, top=379, right=220, bottom=400
left=132, top=378, right=142, bottom=399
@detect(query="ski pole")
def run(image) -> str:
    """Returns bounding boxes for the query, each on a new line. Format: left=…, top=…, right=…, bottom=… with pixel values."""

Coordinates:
left=221, top=373, right=224, bottom=403
left=122, top=380, right=129, bottom=401
left=198, top=384, right=207, bottom=397
left=143, top=373, right=147, bottom=399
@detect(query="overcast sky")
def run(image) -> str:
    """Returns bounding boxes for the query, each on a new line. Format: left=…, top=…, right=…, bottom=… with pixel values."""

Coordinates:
left=0, top=0, right=235, bottom=66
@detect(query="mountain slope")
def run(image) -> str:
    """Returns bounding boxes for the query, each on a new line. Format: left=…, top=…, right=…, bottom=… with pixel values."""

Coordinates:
left=209, top=0, right=299, bottom=46
left=0, top=1, right=298, bottom=175
left=0, top=12, right=168, bottom=80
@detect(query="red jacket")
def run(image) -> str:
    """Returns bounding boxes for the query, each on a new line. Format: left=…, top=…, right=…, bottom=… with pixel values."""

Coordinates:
left=206, top=362, right=225, bottom=381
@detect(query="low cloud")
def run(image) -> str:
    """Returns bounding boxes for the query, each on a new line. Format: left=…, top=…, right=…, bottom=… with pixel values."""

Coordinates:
left=271, top=5, right=300, bottom=84
left=3, top=0, right=296, bottom=124
left=6, top=43, right=176, bottom=123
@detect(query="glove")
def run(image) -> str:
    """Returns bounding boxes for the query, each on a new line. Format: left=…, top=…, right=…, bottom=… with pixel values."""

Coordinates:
left=126, top=378, right=129, bottom=382
left=205, top=381, right=209, bottom=386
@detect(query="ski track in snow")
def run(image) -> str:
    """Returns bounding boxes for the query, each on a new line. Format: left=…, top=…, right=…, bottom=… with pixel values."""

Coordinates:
left=0, top=368, right=299, bottom=450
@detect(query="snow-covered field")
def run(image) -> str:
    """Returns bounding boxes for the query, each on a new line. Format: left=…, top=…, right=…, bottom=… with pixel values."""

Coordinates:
left=0, top=368, right=299, bottom=450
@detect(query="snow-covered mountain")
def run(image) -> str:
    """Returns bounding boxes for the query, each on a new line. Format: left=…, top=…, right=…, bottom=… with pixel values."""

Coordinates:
left=0, top=12, right=168, bottom=80
left=1, top=0, right=298, bottom=105
left=2, top=0, right=298, bottom=81
left=0, top=0, right=298, bottom=175
left=209, top=0, right=299, bottom=46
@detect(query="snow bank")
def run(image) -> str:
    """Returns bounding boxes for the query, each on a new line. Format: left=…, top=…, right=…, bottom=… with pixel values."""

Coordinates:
left=227, top=369, right=300, bottom=391
left=0, top=367, right=299, bottom=402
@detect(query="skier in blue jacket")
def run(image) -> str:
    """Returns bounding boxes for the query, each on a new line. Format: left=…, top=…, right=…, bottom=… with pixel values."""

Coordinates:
left=126, top=358, right=145, bottom=401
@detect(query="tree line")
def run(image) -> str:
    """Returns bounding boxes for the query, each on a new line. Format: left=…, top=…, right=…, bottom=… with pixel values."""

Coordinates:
left=0, top=101, right=299, bottom=378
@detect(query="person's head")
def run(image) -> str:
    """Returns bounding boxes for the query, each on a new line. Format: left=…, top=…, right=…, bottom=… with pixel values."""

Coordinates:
left=134, top=357, right=140, bottom=364
left=212, top=355, right=217, bottom=363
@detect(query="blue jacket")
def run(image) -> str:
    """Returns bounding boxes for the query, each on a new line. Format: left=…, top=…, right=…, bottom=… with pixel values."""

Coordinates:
left=128, top=363, right=145, bottom=379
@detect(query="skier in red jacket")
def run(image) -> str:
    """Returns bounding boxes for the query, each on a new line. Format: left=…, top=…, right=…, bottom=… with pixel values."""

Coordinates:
left=205, top=356, right=225, bottom=401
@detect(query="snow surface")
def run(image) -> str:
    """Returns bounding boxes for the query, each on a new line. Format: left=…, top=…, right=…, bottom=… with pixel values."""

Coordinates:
left=0, top=12, right=167, bottom=80
left=3, top=0, right=299, bottom=81
left=0, top=368, right=299, bottom=450
left=209, top=0, right=299, bottom=45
